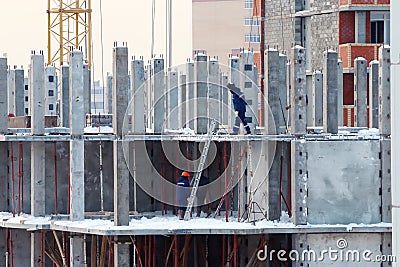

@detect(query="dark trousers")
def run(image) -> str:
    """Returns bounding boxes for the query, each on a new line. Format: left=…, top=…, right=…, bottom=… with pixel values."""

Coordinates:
left=233, top=111, right=251, bottom=134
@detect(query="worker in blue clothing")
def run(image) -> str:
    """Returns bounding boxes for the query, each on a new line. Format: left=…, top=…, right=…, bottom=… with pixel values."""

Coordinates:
left=176, top=171, right=191, bottom=220
left=227, top=83, right=251, bottom=135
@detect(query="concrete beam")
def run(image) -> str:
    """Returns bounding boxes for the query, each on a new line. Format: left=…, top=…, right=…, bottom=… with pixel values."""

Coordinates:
left=131, top=59, right=145, bottom=133
left=379, top=46, right=391, bottom=135
left=354, top=57, right=368, bottom=127
left=186, top=61, right=195, bottom=130
left=152, top=58, right=165, bottom=133
left=167, top=70, right=179, bottom=130
left=323, top=50, right=339, bottom=134
left=178, top=73, right=187, bottom=128
left=69, top=51, right=85, bottom=221
left=45, top=66, right=57, bottom=116
left=14, top=68, right=25, bottom=117
left=194, top=54, right=208, bottom=134
left=61, top=65, right=70, bottom=127
left=0, top=57, right=7, bottom=134
left=291, top=140, right=307, bottom=225
left=311, top=71, right=323, bottom=127
left=369, top=60, right=379, bottom=128
left=290, top=46, right=307, bottom=135
left=338, top=59, right=343, bottom=126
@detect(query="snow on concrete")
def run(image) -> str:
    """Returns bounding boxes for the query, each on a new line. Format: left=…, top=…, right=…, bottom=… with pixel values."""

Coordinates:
left=84, top=126, right=113, bottom=134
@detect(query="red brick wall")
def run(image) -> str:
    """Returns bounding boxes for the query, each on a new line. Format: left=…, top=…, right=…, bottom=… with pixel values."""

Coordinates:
left=343, top=73, right=354, bottom=105
left=339, top=0, right=390, bottom=6
left=339, top=12, right=355, bottom=44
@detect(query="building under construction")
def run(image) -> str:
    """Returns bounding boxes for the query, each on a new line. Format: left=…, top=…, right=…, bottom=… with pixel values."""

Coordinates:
left=0, top=0, right=399, bottom=267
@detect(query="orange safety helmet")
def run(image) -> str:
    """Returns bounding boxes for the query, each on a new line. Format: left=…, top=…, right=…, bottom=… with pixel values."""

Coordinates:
left=181, top=171, right=190, bottom=178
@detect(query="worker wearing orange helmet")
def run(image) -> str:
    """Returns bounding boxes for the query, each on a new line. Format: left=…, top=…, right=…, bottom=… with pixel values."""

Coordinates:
left=176, top=171, right=191, bottom=219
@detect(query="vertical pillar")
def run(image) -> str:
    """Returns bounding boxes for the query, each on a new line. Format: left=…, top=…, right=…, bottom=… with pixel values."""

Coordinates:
left=311, top=71, right=323, bottom=127
left=45, top=66, right=57, bottom=116
left=179, top=73, right=187, bottom=128
left=278, top=53, right=288, bottom=134
left=112, top=45, right=131, bottom=266
left=229, top=57, right=240, bottom=127
left=167, top=70, right=179, bottom=130
left=70, top=236, right=84, bottom=266
left=195, top=54, right=208, bottom=134
left=208, top=59, right=220, bottom=123
left=0, top=57, right=7, bottom=211
left=323, top=50, right=339, bottom=134
left=369, top=60, right=379, bottom=128
left=292, top=234, right=308, bottom=267
left=240, top=51, right=258, bottom=132
left=381, top=139, right=391, bottom=222
left=61, top=65, right=70, bottom=127
left=265, top=49, right=280, bottom=135
left=106, top=73, right=113, bottom=114
left=69, top=50, right=85, bottom=221
left=337, top=59, right=343, bottom=127
left=152, top=57, right=165, bottom=133
left=286, top=61, right=292, bottom=128
left=0, top=56, right=7, bottom=134
left=30, top=52, right=46, bottom=267
left=290, top=46, right=307, bottom=135
left=379, top=46, right=391, bottom=135
left=14, top=67, right=25, bottom=117
left=291, top=140, right=307, bottom=225
left=306, top=73, right=313, bottom=127
left=220, top=73, right=229, bottom=127
left=83, top=64, right=91, bottom=115
left=186, top=61, right=195, bottom=130
left=354, top=57, right=368, bottom=127
left=131, top=59, right=145, bottom=133
left=8, top=68, right=15, bottom=116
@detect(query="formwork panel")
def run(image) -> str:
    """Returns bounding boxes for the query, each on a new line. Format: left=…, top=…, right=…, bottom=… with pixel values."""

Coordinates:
left=307, top=140, right=380, bottom=224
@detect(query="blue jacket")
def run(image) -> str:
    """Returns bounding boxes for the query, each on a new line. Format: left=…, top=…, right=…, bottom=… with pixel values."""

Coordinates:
left=176, top=176, right=190, bottom=207
left=232, top=92, right=247, bottom=113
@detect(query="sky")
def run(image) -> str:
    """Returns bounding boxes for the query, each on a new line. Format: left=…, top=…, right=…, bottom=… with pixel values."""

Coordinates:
left=0, top=1, right=192, bottom=81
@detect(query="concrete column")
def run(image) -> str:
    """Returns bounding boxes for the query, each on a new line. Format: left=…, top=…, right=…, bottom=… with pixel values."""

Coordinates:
left=112, top=46, right=131, bottom=266
left=291, top=140, right=307, bottom=225
left=278, top=54, right=288, bottom=134
left=152, top=57, right=165, bottom=133
left=131, top=59, right=145, bottom=133
left=290, top=46, right=307, bottom=135
left=240, top=51, right=258, bottom=132
left=379, top=46, right=391, bottom=135
left=83, top=64, right=91, bottom=115
left=265, top=49, right=280, bottom=135
left=69, top=51, right=85, bottom=222
left=186, top=61, right=195, bottom=130
left=70, top=236, right=84, bottom=266
left=0, top=142, right=7, bottom=211
left=208, top=59, right=220, bottom=124
left=8, top=69, right=15, bottom=115
left=306, top=73, right=313, bottom=127
left=369, top=60, right=379, bottom=128
left=292, top=234, right=308, bottom=267
left=229, top=56, right=240, bottom=127
left=194, top=54, right=208, bottom=134
left=311, top=71, right=323, bottom=127
left=220, top=73, right=229, bottom=127
left=323, top=50, right=339, bottom=134
left=167, top=70, right=179, bottom=130
left=381, top=139, right=391, bottom=222
left=337, top=59, right=343, bottom=126
left=354, top=57, right=368, bottom=127
left=286, top=61, right=292, bottom=128
left=30, top=53, right=45, bottom=215
left=45, top=66, right=57, bottom=116
left=14, top=68, right=25, bottom=117
left=31, top=233, right=45, bottom=266
left=0, top=56, right=7, bottom=134
left=61, top=65, right=70, bottom=127
left=106, top=73, right=113, bottom=114
left=178, top=73, right=187, bottom=128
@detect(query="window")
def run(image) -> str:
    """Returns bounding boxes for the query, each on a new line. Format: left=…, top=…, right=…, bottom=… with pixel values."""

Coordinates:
left=25, top=96, right=28, bottom=102
left=244, top=64, right=253, bottom=71
left=24, top=85, right=28, bottom=90
left=370, top=11, right=390, bottom=44
left=244, top=34, right=260, bottom=43
left=244, top=0, right=253, bottom=9
left=49, top=104, right=54, bottom=111
left=48, top=90, right=54, bottom=97
left=25, top=108, right=28, bottom=115
left=48, top=76, right=54, bottom=83
left=244, top=17, right=260, bottom=26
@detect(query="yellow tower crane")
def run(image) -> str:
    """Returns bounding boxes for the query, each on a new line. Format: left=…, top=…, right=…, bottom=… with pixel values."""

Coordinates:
left=47, top=0, right=92, bottom=69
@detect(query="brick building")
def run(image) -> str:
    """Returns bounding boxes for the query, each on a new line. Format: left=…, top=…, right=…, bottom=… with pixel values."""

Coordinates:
left=265, top=0, right=390, bottom=126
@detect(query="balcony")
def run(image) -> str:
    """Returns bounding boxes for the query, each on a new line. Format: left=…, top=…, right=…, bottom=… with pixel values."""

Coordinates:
left=339, top=43, right=383, bottom=69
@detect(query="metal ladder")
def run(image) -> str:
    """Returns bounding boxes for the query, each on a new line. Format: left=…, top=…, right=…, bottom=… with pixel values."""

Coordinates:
left=184, top=120, right=217, bottom=221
